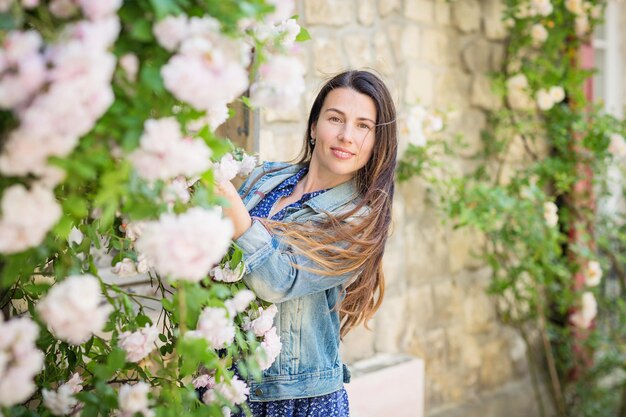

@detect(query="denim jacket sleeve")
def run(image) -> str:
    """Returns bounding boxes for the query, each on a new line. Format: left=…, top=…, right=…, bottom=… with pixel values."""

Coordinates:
left=234, top=219, right=353, bottom=303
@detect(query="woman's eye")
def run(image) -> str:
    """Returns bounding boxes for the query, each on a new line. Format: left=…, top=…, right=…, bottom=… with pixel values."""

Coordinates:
left=329, top=116, right=342, bottom=123
left=358, top=123, right=372, bottom=130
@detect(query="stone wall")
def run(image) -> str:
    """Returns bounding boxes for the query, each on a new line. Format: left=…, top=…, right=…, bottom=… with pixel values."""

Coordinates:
left=256, top=1, right=535, bottom=415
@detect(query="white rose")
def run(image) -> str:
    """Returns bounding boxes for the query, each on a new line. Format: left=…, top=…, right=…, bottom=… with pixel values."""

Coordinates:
left=0, top=315, right=44, bottom=407
left=249, top=54, right=305, bottom=112
left=202, top=376, right=249, bottom=405
left=549, top=86, right=565, bottom=103
left=224, top=289, right=255, bottom=318
left=238, top=154, right=257, bottom=178
left=530, top=24, right=548, bottom=46
left=575, top=15, right=589, bottom=37
left=136, top=208, right=233, bottom=282
left=566, top=0, right=584, bottom=15
left=0, top=184, right=62, bottom=254
left=536, top=89, right=555, bottom=111
left=37, top=274, right=113, bottom=345
left=119, top=324, right=159, bottom=363
left=531, top=0, right=553, bottom=16
left=153, top=14, right=189, bottom=51
left=187, top=307, right=235, bottom=349
left=506, top=74, right=535, bottom=110
left=112, top=258, right=138, bottom=277
left=119, top=53, right=139, bottom=82
left=42, top=373, right=83, bottom=416
left=585, top=261, right=602, bottom=287
left=246, top=305, right=278, bottom=337
left=570, top=292, right=597, bottom=329
left=128, top=118, right=212, bottom=182
left=210, top=262, right=245, bottom=283
left=543, top=202, right=558, bottom=227
left=212, top=153, right=242, bottom=183
left=256, top=327, right=282, bottom=370
left=118, top=382, right=153, bottom=417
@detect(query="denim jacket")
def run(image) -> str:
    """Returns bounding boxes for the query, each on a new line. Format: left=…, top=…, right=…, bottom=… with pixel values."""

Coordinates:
left=235, top=162, right=359, bottom=401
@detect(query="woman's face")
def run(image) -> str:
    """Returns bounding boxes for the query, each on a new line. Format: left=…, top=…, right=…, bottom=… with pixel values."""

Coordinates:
left=310, top=87, right=377, bottom=185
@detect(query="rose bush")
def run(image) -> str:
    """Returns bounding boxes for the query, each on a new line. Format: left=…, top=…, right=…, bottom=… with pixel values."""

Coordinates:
left=0, top=1, right=307, bottom=416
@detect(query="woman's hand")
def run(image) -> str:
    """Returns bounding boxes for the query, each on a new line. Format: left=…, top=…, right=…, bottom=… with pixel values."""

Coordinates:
left=215, top=180, right=252, bottom=240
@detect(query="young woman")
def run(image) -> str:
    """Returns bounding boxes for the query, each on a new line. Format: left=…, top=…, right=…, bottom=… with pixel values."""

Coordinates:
left=217, top=70, right=398, bottom=416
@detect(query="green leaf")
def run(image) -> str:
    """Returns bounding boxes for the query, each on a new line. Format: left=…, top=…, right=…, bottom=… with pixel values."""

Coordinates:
left=150, top=0, right=183, bottom=20
left=64, top=196, right=89, bottom=218
left=136, top=314, right=153, bottom=327
left=130, top=19, right=154, bottom=42
left=177, top=337, right=217, bottom=377
left=107, top=347, right=127, bottom=375
left=296, top=26, right=311, bottom=42
left=229, top=247, right=243, bottom=270
left=53, top=216, right=74, bottom=240
left=140, top=64, right=165, bottom=95
left=162, top=298, right=175, bottom=311
left=0, top=252, right=36, bottom=289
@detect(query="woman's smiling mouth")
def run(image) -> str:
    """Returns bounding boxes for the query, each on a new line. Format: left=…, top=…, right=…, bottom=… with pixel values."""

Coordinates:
left=330, top=147, right=355, bottom=160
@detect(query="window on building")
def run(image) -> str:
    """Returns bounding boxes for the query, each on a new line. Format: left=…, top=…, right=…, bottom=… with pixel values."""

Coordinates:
left=592, top=0, right=623, bottom=118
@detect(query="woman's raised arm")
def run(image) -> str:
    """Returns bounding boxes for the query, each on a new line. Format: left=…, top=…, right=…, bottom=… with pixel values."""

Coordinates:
left=214, top=180, right=252, bottom=240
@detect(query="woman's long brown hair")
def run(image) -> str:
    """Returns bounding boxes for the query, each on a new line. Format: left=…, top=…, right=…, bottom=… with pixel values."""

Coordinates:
left=260, top=70, right=397, bottom=337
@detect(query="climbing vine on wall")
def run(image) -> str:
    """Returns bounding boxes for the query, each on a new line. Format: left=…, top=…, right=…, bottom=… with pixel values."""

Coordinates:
left=399, top=1, right=626, bottom=416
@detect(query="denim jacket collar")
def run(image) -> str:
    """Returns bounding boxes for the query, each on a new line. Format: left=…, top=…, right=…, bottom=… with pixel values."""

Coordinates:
left=245, top=162, right=360, bottom=215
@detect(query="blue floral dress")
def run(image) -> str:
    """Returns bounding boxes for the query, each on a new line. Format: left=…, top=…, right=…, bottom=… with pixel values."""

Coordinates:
left=237, top=166, right=350, bottom=417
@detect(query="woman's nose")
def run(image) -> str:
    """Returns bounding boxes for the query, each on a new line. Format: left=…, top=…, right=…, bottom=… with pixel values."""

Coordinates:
left=338, top=124, right=355, bottom=143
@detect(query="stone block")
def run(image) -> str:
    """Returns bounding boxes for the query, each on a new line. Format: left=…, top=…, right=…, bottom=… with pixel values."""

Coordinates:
left=378, top=0, right=402, bottom=16
left=404, top=285, right=436, bottom=329
left=304, top=0, right=354, bottom=26
left=406, top=66, right=435, bottom=106
left=471, top=74, right=501, bottom=110
left=490, top=42, right=506, bottom=71
left=397, top=178, right=428, bottom=218
left=403, top=208, right=450, bottom=280
left=462, top=37, right=492, bottom=73
left=459, top=333, right=483, bottom=369
left=447, top=108, right=487, bottom=156
left=387, top=25, right=405, bottom=65
left=507, top=331, right=529, bottom=376
left=451, top=0, right=481, bottom=33
left=483, top=0, right=508, bottom=40
left=358, top=0, right=376, bottom=25
left=343, top=33, right=372, bottom=69
left=421, top=28, right=449, bottom=66
left=340, top=323, right=376, bottom=364
left=405, top=328, right=446, bottom=371
left=312, top=36, right=347, bottom=75
left=259, top=127, right=303, bottom=161
left=401, top=25, right=421, bottom=60
left=373, top=295, right=406, bottom=353
left=434, top=69, right=471, bottom=109
left=463, top=280, right=496, bottom=333
left=405, top=0, right=435, bottom=23
left=434, top=0, right=451, bottom=25
left=448, top=226, right=486, bottom=272
left=373, top=31, right=395, bottom=76
left=432, top=279, right=464, bottom=323
left=479, top=338, right=514, bottom=389
left=383, top=195, right=408, bottom=296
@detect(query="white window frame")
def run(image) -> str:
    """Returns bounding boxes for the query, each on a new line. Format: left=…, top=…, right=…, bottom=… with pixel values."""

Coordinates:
left=593, top=0, right=623, bottom=118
